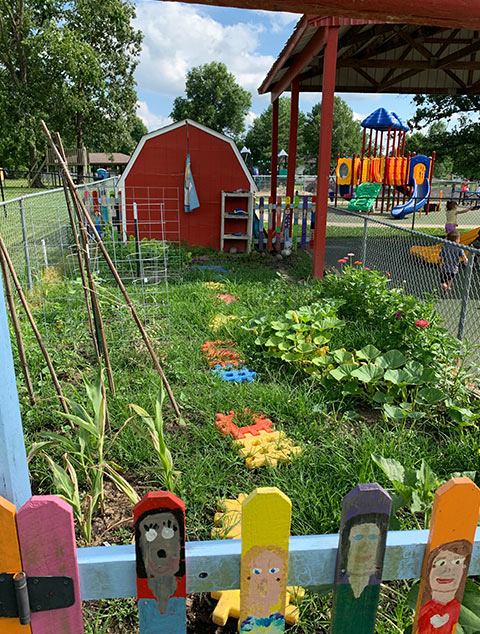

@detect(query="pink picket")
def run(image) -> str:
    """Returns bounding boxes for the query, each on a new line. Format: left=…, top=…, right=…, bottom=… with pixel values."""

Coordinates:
left=16, top=496, right=84, bottom=634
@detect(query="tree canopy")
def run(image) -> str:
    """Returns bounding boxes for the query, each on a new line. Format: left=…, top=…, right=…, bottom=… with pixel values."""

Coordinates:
left=411, top=95, right=480, bottom=179
left=243, top=95, right=361, bottom=171
left=0, top=0, right=143, bottom=172
left=303, top=96, right=362, bottom=170
left=244, top=97, right=306, bottom=168
left=170, top=62, right=252, bottom=139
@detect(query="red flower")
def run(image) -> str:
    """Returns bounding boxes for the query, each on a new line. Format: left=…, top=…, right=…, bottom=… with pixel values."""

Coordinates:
left=337, top=258, right=347, bottom=263
left=354, top=260, right=362, bottom=265
left=395, top=311, right=402, bottom=319
left=365, top=267, right=371, bottom=271
left=415, top=319, right=429, bottom=328
left=385, top=271, right=391, bottom=277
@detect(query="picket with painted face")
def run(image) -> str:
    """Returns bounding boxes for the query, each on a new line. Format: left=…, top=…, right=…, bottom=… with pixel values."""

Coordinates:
left=418, top=539, right=471, bottom=634
left=135, top=508, right=185, bottom=613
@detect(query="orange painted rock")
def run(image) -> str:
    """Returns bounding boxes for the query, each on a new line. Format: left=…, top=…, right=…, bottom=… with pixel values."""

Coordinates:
left=215, top=411, right=274, bottom=439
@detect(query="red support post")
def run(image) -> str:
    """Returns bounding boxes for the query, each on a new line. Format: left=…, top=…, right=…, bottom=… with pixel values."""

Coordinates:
left=286, top=78, right=299, bottom=201
left=270, top=98, right=279, bottom=206
left=312, top=26, right=339, bottom=279
left=381, top=126, right=391, bottom=214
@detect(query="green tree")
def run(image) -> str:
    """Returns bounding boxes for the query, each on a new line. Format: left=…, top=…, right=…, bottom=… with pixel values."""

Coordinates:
left=243, top=97, right=306, bottom=169
left=405, top=122, right=454, bottom=178
left=303, top=96, right=362, bottom=169
left=0, top=0, right=142, bottom=178
left=170, top=62, right=251, bottom=138
left=412, top=95, right=480, bottom=178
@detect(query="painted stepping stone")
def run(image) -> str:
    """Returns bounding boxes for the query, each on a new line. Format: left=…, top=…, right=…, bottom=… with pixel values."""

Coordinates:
left=211, top=494, right=246, bottom=540
left=202, top=281, right=225, bottom=290
left=235, top=430, right=302, bottom=468
left=212, top=365, right=256, bottom=383
left=202, top=340, right=243, bottom=367
left=194, top=265, right=229, bottom=273
left=217, top=293, right=238, bottom=304
left=215, top=411, right=274, bottom=439
left=209, top=314, right=236, bottom=332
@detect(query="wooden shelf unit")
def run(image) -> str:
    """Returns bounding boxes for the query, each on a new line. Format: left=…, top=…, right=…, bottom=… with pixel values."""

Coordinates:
left=220, top=191, right=254, bottom=254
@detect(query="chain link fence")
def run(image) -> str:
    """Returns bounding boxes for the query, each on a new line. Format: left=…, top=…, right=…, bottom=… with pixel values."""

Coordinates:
left=0, top=178, right=181, bottom=357
left=325, top=205, right=480, bottom=346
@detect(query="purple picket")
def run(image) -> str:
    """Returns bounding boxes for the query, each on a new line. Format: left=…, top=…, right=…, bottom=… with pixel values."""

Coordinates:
left=331, top=483, right=392, bottom=634
left=259, top=196, right=264, bottom=251
left=16, top=496, right=84, bottom=634
left=301, top=196, right=308, bottom=250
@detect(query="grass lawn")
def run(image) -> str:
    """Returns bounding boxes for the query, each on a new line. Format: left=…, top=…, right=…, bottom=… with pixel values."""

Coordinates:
left=9, top=246, right=480, bottom=633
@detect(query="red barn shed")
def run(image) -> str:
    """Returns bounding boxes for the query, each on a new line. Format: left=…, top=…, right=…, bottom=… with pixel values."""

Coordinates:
left=117, top=119, right=256, bottom=250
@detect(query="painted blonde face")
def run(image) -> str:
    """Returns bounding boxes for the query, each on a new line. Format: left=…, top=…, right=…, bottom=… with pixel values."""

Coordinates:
left=347, top=522, right=380, bottom=576
left=429, top=550, right=466, bottom=601
left=242, top=547, right=287, bottom=617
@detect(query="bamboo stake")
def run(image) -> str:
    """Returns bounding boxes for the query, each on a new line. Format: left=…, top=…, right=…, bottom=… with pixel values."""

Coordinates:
left=0, top=247, right=36, bottom=405
left=55, top=132, right=101, bottom=364
left=41, top=122, right=182, bottom=421
left=0, top=233, right=69, bottom=414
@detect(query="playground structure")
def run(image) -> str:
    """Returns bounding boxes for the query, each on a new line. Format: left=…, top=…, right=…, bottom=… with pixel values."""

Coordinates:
left=335, top=108, right=434, bottom=218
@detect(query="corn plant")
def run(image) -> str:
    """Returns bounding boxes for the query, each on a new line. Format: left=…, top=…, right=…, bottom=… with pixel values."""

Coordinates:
left=130, top=387, right=177, bottom=492
left=29, top=369, right=139, bottom=543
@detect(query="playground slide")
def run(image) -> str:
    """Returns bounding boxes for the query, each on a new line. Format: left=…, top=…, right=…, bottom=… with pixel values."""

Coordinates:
left=390, top=178, right=430, bottom=219
left=410, top=226, right=480, bottom=264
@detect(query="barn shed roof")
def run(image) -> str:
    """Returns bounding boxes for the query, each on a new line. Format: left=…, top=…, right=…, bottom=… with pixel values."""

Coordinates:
left=117, top=119, right=256, bottom=192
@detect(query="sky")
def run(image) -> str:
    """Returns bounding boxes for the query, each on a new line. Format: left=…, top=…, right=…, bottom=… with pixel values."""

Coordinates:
left=133, top=1, right=418, bottom=134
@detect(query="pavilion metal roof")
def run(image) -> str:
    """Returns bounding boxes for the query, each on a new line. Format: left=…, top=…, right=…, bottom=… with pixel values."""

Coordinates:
left=259, top=16, right=480, bottom=98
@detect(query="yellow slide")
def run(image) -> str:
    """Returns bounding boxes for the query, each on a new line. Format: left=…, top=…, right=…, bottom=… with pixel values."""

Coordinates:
left=410, top=227, right=480, bottom=264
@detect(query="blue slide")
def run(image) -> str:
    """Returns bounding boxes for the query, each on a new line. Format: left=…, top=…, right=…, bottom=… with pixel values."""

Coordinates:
left=391, top=155, right=431, bottom=220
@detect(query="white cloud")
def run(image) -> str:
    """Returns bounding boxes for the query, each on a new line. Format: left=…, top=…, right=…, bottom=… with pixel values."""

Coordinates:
left=353, top=111, right=366, bottom=122
left=252, top=10, right=300, bottom=33
left=137, top=100, right=172, bottom=131
left=134, top=3, right=276, bottom=98
left=244, top=110, right=258, bottom=129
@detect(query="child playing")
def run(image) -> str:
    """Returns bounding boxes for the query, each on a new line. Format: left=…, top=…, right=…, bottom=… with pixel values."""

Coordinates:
left=445, top=199, right=475, bottom=234
left=439, top=230, right=468, bottom=291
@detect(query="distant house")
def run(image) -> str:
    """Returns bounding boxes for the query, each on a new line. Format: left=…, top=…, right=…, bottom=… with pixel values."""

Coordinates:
left=88, top=152, right=130, bottom=174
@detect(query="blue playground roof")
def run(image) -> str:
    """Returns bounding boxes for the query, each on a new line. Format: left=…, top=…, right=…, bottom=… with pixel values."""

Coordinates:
left=361, top=108, right=409, bottom=132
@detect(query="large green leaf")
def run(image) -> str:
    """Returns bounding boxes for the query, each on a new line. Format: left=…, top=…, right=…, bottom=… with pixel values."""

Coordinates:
left=383, top=404, right=409, bottom=420
left=417, top=387, right=445, bottom=405
left=371, top=454, right=406, bottom=484
left=329, top=363, right=358, bottom=381
left=376, top=349, right=407, bottom=369
left=332, top=349, right=355, bottom=364
left=384, top=368, right=411, bottom=385
left=350, top=364, right=384, bottom=383
left=356, top=345, right=381, bottom=361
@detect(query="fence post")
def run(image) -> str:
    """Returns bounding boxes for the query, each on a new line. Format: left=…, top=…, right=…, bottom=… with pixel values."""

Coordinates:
left=361, top=217, right=368, bottom=266
left=0, top=266, right=32, bottom=508
left=20, top=197, right=33, bottom=291
left=457, top=252, right=474, bottom=341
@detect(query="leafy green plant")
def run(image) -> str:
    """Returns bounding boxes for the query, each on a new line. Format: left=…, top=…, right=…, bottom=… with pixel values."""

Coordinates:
left=248, top=302, right=344, bottom=374
left=130, top=387, right=178, bottom=492
left=29, top=370, right=140, bottom=543
left=372, top=454, right=476, bottom=529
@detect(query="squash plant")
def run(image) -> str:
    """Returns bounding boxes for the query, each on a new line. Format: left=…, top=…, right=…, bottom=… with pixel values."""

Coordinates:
left=248, top=302, right=344, bottom=374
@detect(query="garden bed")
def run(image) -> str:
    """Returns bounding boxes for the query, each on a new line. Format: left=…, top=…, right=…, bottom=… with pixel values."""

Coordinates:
left=12, top=247, right=480, bottom=633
